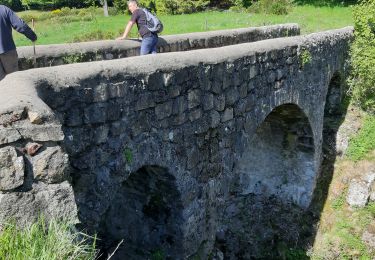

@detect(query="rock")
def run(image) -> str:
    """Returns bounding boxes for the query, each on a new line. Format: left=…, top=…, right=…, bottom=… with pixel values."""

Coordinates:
left=0, top=181, right=78, bottom=226
left=28, top=111, right=43, bottom=124
left=347, top=179, right=369, bottom=207
left=0, top=126, right=22, bottom=145
left=24, top=142, right=43, bottom=156
left=32, top=146, right=70, bottom=184
left=0, top=146, right=24, bottom=191
left=212, top=248, right=224, bottom=260
left=370, top=181, right=375, bottom=202
left=362, top=223, right=375, bottom=249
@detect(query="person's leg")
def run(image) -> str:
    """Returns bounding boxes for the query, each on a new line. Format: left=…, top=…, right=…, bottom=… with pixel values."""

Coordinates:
left=140, top=36, right=154, bottom=55
left=1, top=49, right=18, bottom=75
left=0, top=58, right=6, bottom=81
left=151, top=35, right=158, bottom=54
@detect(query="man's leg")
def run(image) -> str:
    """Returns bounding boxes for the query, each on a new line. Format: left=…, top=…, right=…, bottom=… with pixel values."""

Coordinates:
left=0, top=60, right=6, bottom=81
left=151, top=36, right=158, bottom=54
left=140, top=36, right=154, bottom=55
left=1, top=49, right=18, bottom=75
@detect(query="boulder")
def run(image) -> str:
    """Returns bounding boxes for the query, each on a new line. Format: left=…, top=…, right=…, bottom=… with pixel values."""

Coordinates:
left=0, top=146, right=24, bottom=191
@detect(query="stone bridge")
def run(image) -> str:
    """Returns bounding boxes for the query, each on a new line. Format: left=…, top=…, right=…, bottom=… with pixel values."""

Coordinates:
left=0, top=25, right=353, bottom=258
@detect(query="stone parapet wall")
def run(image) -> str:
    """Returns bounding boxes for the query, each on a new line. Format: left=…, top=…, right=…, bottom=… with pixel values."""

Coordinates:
left=17, top=24, right=300, bottom=70
left=0, top=27, right=353, bottom=258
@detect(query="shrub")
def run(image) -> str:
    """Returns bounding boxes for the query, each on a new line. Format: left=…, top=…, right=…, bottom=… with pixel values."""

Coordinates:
left=156, top=0, right=210, bottom=14
left=0, top=0, right=23, bottom=11
left=248, top=0, right=293, bottom=15
left=0, top=217, right=98, bottom=259
left=72, top=29, right=115, bottom=42
left=348, top=0, right=375, bottom=113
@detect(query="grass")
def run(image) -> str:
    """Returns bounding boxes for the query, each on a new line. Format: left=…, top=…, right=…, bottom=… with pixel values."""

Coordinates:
left=346, top=115, right=375, bottom=161
left=312, top=162, right=375, bottom=259
left=0, top=218, right=97, bottom=260
left=13, top=5, right=353, bottom=46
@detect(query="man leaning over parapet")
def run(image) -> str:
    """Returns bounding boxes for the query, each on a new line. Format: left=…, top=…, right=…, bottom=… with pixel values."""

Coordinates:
left=116, top=0, right=159, bottom=55
left=0, top=5, right=37, bottom=81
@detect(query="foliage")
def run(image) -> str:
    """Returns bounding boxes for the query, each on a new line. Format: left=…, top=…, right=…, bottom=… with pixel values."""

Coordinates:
left=0, top=0, right=23, bottom=11
left=155, top=0, right=210, bottom=14
left=293, top=0, right=358, bottom=7
left=248, top=0, right=293, bottom=15
left=346, top=115, right=375, bottom=161
left=0, top=217, right=97, bottom=259
left=348, top=0, right=375, bottom=113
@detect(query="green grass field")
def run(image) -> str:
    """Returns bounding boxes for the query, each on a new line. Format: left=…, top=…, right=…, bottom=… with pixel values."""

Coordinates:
left=13, top=5, right=353, bottom=46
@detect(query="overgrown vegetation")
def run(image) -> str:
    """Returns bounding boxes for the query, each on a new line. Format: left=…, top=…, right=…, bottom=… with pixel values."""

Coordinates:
left=0, top=218, right=98, bottom=259
left=346, top=115, right=375, bottom=161
left=348, top=0, right=375, bottom=113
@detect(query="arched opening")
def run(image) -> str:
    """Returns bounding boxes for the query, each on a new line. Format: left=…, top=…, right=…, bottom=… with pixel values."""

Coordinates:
left=236, top=103, right=315, bottom=207
left=98, top=166, right=184, bottom=259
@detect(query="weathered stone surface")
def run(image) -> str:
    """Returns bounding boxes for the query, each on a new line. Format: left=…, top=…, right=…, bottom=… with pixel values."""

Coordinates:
left=0, top=26, right=353, bottom=260
left=0, top=146, right=24, bottom=191
left=155, top=101, right=173, bottom=120
left=28, top=111, right=43, bottom=124
left=0, top=182, right=78, bottom=225
left=347, top=179, right=369, bottom=207
left=0, top=126, right=21, bottom=145
left=221, top=108, right=234, bottom=122
left=17, top=24, right=300, bottom=70
left=32, top=147, right=70, bottom=184
left=370, top=181, right=375, bottom=202
left=362, top=223, right=375, bottom=249
left=188, top=89, right=201, bottom=109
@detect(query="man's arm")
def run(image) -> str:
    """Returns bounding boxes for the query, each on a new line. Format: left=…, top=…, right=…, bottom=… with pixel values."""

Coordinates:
left=116, top=21, right=135, bottom=40
left=6, top=7, right=37, bottom=42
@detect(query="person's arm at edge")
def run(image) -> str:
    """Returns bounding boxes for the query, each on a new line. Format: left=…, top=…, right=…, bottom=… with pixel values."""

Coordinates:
left=6, top=7, right=37, bottom=42
left=116, top=20, right=135, bottom=40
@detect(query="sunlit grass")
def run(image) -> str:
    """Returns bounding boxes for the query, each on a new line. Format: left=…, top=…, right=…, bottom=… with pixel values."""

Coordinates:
left=13, top=5, right=353, bottom=46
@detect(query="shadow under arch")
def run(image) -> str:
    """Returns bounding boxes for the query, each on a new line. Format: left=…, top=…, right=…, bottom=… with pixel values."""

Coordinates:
left=310, top=71, right=349, bottom=222
left=237, top=103, right=315, bottom=208
left=97, top=165, right=184, bottom=259
left=216, top=71, right=351, bottom=259
left=218, top=103, right=317, bottom=259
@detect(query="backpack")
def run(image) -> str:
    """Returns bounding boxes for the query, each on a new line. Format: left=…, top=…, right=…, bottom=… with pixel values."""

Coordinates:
left=142, top=8, right=163, bottom=34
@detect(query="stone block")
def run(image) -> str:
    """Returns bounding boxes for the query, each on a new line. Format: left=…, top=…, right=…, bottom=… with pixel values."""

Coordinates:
left=168, top=85, right=181, bottom=98
left=214, top=94, right=225, bottom=112
left=84, top=103, right=107, bottom=124
left=66, top=108, right=83, bottom=126
left=0, top=146, right=24, bottom=191
left=249, top=65, right=258, bottom=79
left=32, top=146, right=70, bottom=184
left=135, top=93, right=156, bottom=111
left=267, top=71, right=277, bottom=83
left=93, top=125, right=109, bottom=144
left=189, top=108, right=202, bottom=122
left=347, top=179, right=369, bottom=207
left=93, top=84, right=109, bottom=102
left=203, top=93, right=214, bottom=111
left=209, top=111, right=221, bottom=128
left=0, top=182, right=78, bottom=226
left=155, top=101, right=173, bottom=120
left=221, top=108, right=234, bottom=123
left=188, top=89, right=201, bottom=109
left=28, top=111, right=43, bottom=124
left=225, top=87, right=240, bottom=106
left=0, top=126, right=22, bottom=145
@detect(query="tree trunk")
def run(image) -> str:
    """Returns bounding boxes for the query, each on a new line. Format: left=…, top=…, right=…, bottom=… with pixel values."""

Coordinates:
left=103, top=0, right=109, bottom=17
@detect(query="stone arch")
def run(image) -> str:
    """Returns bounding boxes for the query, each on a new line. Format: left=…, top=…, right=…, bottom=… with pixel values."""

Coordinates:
left=324, top=72, right=343, bottom=116
left=236, top=103, right=315, bottom=207
left=98, top=165, right=184, bottom=259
